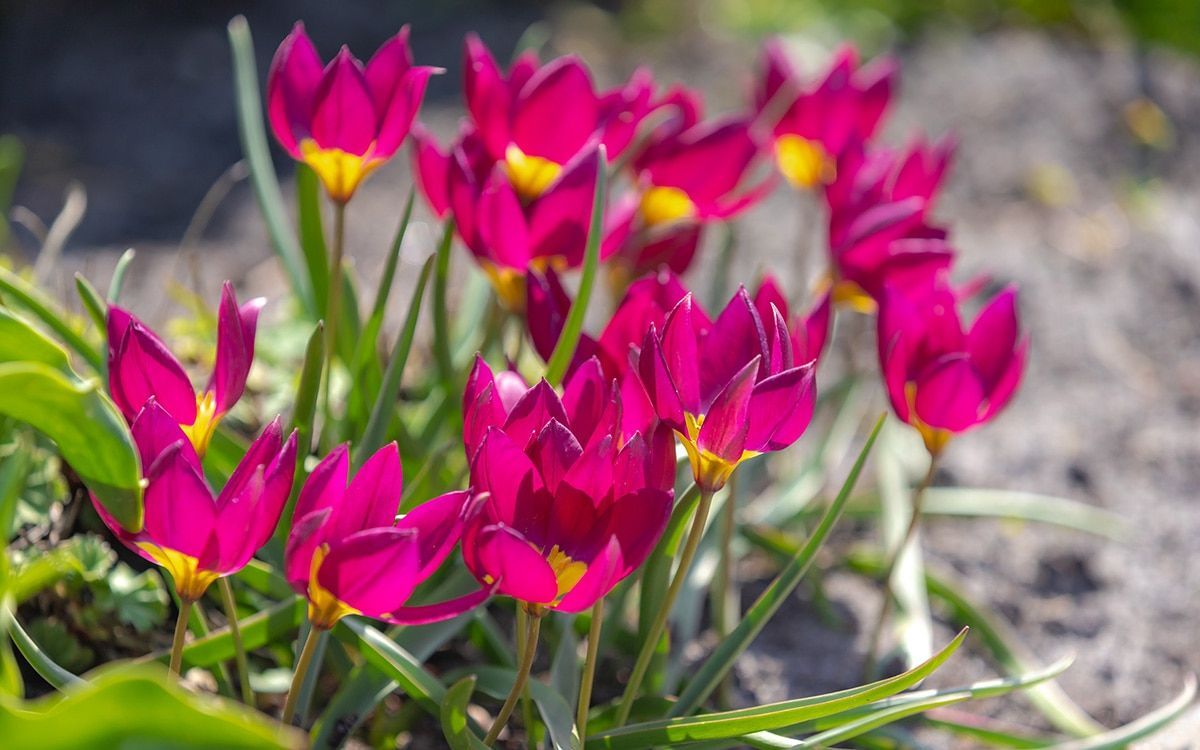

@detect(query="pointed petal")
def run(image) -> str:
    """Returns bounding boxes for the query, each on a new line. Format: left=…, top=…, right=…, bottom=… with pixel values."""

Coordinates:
left=512, top=57, right=599, bottom=163
left=561, top=434, right=615, bottom=502
left=982, top=336, right=1029, bottom=421
left=293, top=444, right=349, bottom=525
left=210, top=282, right=261, bottom=415
left=619, top=366, right=658, bottom=440
left=267, top=22, right=323, bottom=157
left=334, top=442, right=404, bottom=538
left=527, top=144, right=600, bottom=267
left=311, top=48, right=377, bottom=155
left=913, top=355, right=985, bottom=433
left=475, top=524, right=559, bottom=604
left=531, top=420, right=583, bottom=496
left=698, top=287, right=768, bottom=409
left=285, top=508, right=332, bottom=593
left=606, top=487, right=672, bottom=575
left=397, top=490, right=471, bottom=578
left=746, top=363, right=816, bottom=452
left=697, top=356, right=760, bottom=463
left=142, top=443, right=216, bottom=563
left=637, top=327, right=686, bottom=433
left=968, top=286, right=1020, bottom=389
left=463, top=34, right=511, bottom=158
left=111, top=322, right=195, bottom=425
left=374, top=65, right=436, bottom=159
left=479, top=170, right=532, bottom=268
left=380, top=585, right=494, bottom=625
left=555, top=536, right=622, bottom=612
left=471, top=428, right=546, bottom=533
left=319, top=528, right=422, bottom=617
left=502, top=379, right=569, bottom=450
left=129, top=400, right=199, bottom=471
left=411, top=125, right=451, bottom=217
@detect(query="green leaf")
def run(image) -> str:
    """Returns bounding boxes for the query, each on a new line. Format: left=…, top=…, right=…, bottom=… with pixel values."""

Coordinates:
left=0, top=308, right=74, bottom=374
left=4, top=608, right=84, bottom=689
left=671, top=414, right=886, bottom=717
left=432, top=220, right=457, bottom=408
left=545, top=147, right=607, bottom=387
left=357, top=253, right=435, bottom=466
left=226, top=16, right=317, bottom=319
left=846, top=550, right=1105, bottom=737
left=549, top=613, right=581, bottom=713
left=586, top=628, right=967, bottom=749
left=140, top=597, right=304, bottom=669
left=0, top=267, right=102, bottom=372
left=442, top=676, right=488, bottom=750
left=469, top=666, right=581, bottom=750
left=0, top=665, right=304, bottom=748
left=334, top=618, right=447, bottom=715
left=353, top=190, right=416, bottom=384
left=106, top=248, right=136, bottom=304
left=72, top=274, right=107, bottom=335
left=1046, top=675, right=1196, bottom=750
left=296, top=164, right=329, bottom=315
left=0, top=362, right=142, bottom=531
left=916, top=488, right=1126, bottom=541
left=0, top=436, right=32, bottom=544
left=925, top=716, right=1055, bottom=749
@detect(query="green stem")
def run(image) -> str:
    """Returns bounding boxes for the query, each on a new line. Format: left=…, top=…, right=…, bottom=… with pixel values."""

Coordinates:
left=169, top=599, right=193, bottom=677
left=485, top=612, right=541, bottom=746
left=712, top=476, right=738, bottom=707
left=432, top=220, right=456, bottom=407
left=616, top=488, right=715, bottom=726
left=516, top=605, right=536, bottom=740
left=865, top=455, right=939, bottom=674
left=281, top=625, right=323, bottom=727
left=320, top=201, right=347, bottom=441
left=219, top=577, right=254, bottom=705
left=576, top=598, right=604, bottom=738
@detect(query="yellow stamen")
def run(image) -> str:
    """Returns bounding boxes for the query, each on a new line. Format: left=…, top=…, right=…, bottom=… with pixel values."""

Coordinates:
left=775, top=134, right=835, bottom=189
left=481, top=262, right=528, bottom=313
left=180, top=391, right=220, bottom=459
left=903, top=382, right=953, bottom=457
left=306, top=544, right=360, bottom=630
left=137, top=543, right=220, bottom=602
left=505, top=144, right=562, bottom=200
left=300, top=139, right=382, bottom=204
left=831, top=279, right=877, bottom=314
left=678, top=412, right=758, bottom=492
left=544, top=544, right=587, bottom=600
left=639, top=185, right=697, bottom=227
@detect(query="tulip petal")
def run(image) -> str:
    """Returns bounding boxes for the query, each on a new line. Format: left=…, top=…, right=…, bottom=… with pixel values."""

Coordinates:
left=479, top=171, right=532, bottom=268
left=130, top=399, right=200, bottom=471
left=745, top=363, right=816, bottom=452
left=968, top=286, right=1020, bottom=389
left=472, top=428, right=547, bottom=534
left=110, top=316, right=196, bottom=425
left=142, top=443, right=216, bottom=564
left=502, top=380, right=569, bottom=451
left=397, top=490, right=471, bottom=578
left=561, top=434, right=615, bottom=503
left=659, top=295, right=703, bottom=414
left=293, top=444, right=349, bottom=525
left=606, top=487, right=672, bottom=576
left=699, top=288, right=768, bottom=410
left=311, top=48, right=377, bottom=156
left=411, top=125, right=451, bottom=217
left=555, top=536, right=622, bottom=613
left=697, top=356, right=760, bottom=463
left=380, top=585, right=495, bottom=625
left=513, top=57, right=599, bottom=163
left=266, top=22, right=323, bottom=157
left=374, top=66, right=436, bottom=159
left=527, top=145, right=600, bottom=266
left=619, top=366, right=657, bottom=440
left=318, top=528, right=422, bottom=617
left=982, top=336, right=1029, bottom=421
left=475, top=524, right=559, bottom=604
left=285, top=508, right=332, bottom=593
left=531, top=420, right=583, bottom=495
left=913, top=354, right=985, bottom=432
left=463, top=34, right=511, bottom=158
left=333, top=442, right=404, bottom=540
left=637, top=327, right=686, bottom=433
left=210, top=282, right=262, bottom=415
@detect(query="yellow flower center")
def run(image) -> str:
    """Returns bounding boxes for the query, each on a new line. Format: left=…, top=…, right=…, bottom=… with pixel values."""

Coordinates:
left=505, top=144, right=562, bottom=200
left=180, top=390, right=220, bottom=459
left=775, top=135, right=835, bottom=189
left=306, top=544, right=360, bottom=630
left=639, top=185, right=697, bottom=227
left=678, top=412, right=758, bottom=493
left=544, top=544, right=587, bottom=601
left=831, top=279, right=878, bottom=314
left=481, top=262, right=528, bottom=313
left=903, top=382, right=953, bottom=457
left=137, top=543, right=221, bottom=602
left=300, top=139, right=383, bottom=204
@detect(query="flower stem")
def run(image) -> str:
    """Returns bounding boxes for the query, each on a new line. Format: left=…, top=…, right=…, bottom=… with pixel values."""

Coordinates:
left=712, top=476, right=738, bottom=708
left=320, top=201, right=347, bottom=441
left=485, top=610, right=542, bottom=747
left=576, top=598, right=605, bottom=738
left=219, top=577, right=254, bottom=705
left=281, top=625, right=322, bottom=727
left=865, top=455, right=939, bottom=675
left=616, top=487, right=715, bottom=727
left=169, top=598, right=193, bottom=677
left=515, top=605, right=536, bottom=740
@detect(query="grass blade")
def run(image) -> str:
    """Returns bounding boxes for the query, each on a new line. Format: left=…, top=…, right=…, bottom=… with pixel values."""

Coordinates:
left=442, top=676, right=488, bottom=750
left=295, top=164, right=329, bottom=315
left=671, top=414, right=886, bottom=716
left=357, top=253, right=434, bottom=466
left=545, top=147, right=607, bottom=387
left=0, top=266, right=102, bottom=372
left=73, top=273, right=107, bottom=333
left=5, top=607, right=84, bottom=689
left=917, top=488, right=1126, bottom=541
left=226, top=15, right=316, bottom=319
left=1048, top=675, right=1196, bottom=750
left=106, top=248, right=136, bottom=304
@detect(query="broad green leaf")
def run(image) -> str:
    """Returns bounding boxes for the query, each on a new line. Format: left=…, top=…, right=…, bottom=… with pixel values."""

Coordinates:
left=846, top=550, right=1105, bottom=737
left=671, top=414, right=885, bottom=716
left=1047, top=675, right=1196, bottom=749
left=0, top=266, right=102, bottom=372
left=4, top=607, right=84, bottom=689
left=357, top=253, right=434, bottom=466
left=469, top=666, right=581, bottom=750
left=545, top=147, right=607, bottom=387
left=441, top=676, right=488, bottom=750
left=0, top=665, right=303, bottom=748
left=334, top=618, right=446, bottom=715
left=0, top=308, right=75, bottom=374
left=0, top=437, right=31, bottom=544
left=586, top=628, right=967, bottom=749
left=0, top=362, right=142, bottom=531
left=226, top=16, right=316, bottom=319
left=106, top=248, right=136, bottom=304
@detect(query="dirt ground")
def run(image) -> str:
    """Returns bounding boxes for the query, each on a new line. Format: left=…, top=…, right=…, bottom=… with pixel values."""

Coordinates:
left=5, top=3, right=1200, bottom=746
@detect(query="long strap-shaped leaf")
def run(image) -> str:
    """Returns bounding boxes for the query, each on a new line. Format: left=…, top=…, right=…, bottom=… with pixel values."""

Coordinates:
left=226, top=16, right=317, bottom=319
left=670, top=414, right=886, bottom=716
left=586, top=627, right=967, bottom=749
left=333, top=618, right=446, bottom=715
left=1047, top=675, right=1197, bottom=750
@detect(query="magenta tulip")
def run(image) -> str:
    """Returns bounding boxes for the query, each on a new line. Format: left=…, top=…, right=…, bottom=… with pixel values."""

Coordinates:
left=93, top=401, right=297, bottom=602
left=460, top=360, right=675, bottom=613
left=878, top=284, right=1028, bottom=455
left=284, top=443, right=490, bottom=630
left=752, top=274, right=832, bottom=366
left=754, top=41, right=896, bottom=189
left=638, top=288, right=817, bottom=492
left=267, top=23, right=439, bottom=203
left=107, top=281, right=262, bottom=458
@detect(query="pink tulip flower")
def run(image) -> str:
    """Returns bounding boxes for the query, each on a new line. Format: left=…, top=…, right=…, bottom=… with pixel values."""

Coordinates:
left=107, top=281, right=262, bottom=458
left=638, top=288, right=818, bottom=492
left=460, top=360, right=675, bottom=613
left=752, top=274, right=832, bottom=366
left=93, top=401, right=297, bottom=602
left=753, top=41, right=896, bottom=189
left=284, top=443, right=491, bottom=630
left=268, top=23, right=439, bottom=203
left=878, top=284, right=1029, bottom=455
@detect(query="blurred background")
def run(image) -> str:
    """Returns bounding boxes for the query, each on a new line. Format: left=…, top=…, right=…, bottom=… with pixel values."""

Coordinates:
left=2, top=0, right=1199, bottom=741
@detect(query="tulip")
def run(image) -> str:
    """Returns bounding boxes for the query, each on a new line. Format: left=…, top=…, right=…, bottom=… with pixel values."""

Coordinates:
left=460, top=361, right=675, bottom=614
left=754, top=41, right=896, bottom=189
left=826, top=135, right=955, bottom=223
left=284, top=443, right=490, bottom=631
left=638, top=288, right=817, bottom=492
left=877, top=284, right=1028, bottom=456
left=93, top=401, right=297, bottom=603
left=107, top=281, right=262, bottom=458
left=268, top=23, right=439, bottom=203
left=752, top=274, right=832, bottom=366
